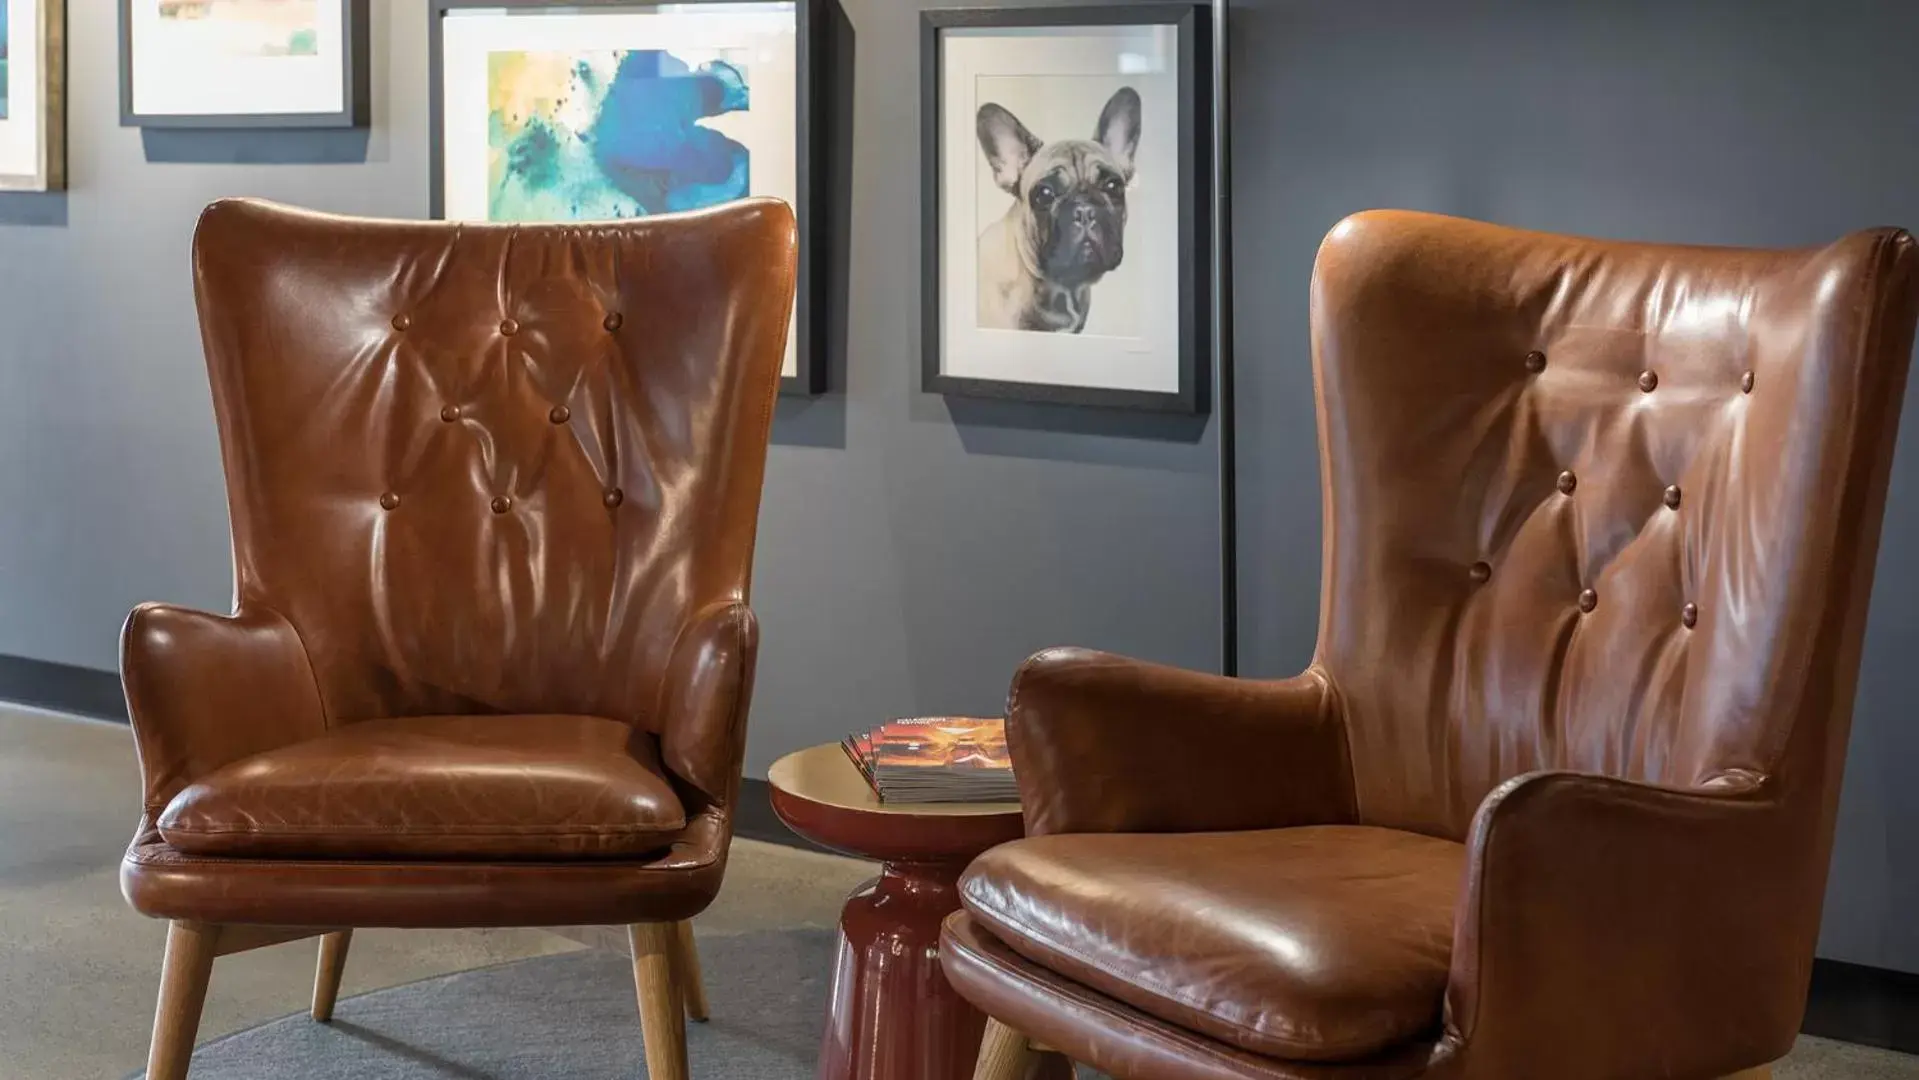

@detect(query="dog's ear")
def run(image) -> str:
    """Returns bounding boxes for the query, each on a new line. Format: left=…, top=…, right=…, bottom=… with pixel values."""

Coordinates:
left=1094, top=87, right=1142, bottom=179
left=977, top=104, right=1042, bottom=195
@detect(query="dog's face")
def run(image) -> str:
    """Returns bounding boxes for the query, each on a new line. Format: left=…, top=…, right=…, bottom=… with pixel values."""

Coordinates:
left=977, top=88, right=1141, bottom=289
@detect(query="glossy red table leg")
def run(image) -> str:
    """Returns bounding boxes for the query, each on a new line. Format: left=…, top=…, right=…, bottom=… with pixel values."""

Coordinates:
left=817, top=861, right=1073, bottom=1080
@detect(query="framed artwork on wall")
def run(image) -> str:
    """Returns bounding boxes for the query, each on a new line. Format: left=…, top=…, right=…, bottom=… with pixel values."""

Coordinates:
left=921, top=5, right=1210, bottom=413
left=119, top=0, right=370, bottom=129
left=0, top=0, right=65, bottom=191
left=429, top=0, right=833, bottom=396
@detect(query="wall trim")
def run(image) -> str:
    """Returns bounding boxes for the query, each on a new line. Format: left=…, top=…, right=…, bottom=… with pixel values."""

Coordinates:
left=1801, top=956, right=1919, bottom=1053
left=0, top=654, right=126, bottom=722
left=734, top=777, right=836, bottom=857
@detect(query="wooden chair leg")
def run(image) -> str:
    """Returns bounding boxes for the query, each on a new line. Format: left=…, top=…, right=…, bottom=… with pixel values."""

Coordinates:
left=310, top=930, right=353, bottom=1023
left=974, top=1018, right=1041, bottom=1080
left=1720, top=1069, right=1772, bottom=1080
left=629, top=922, right=689, bottom=1080
left=672, top=920, right=710, bottom=1022
left=146, top=921, right=221, bottom=1080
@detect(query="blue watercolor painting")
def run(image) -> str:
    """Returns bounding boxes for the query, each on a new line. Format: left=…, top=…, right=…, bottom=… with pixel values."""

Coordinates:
left=487, top=49, right=751, bottom=222
left=1, top=2, right=12, bottom=121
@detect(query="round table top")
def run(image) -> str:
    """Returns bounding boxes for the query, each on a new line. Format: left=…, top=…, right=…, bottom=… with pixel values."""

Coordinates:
left=766, top=743, right=1026, bottom=863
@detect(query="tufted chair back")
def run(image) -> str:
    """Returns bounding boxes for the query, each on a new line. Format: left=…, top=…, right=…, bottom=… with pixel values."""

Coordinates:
left=190, top=198, right=794, bottom=761
left=1312, top=211, right=1918, bottom=841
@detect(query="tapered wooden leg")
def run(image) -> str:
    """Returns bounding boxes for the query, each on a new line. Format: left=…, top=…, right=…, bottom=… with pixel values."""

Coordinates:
left=146, top=921, right=221, bottom=1080
left=1720, top=1069, right=1772, bottom=1080
left=630, top=922, right=689, bottom=1080
left=672, top=920, right=710, bottom=1022
left=973, top=1018, right=1040, bottom=1080
left=310, top=931, right=353, bottom=1023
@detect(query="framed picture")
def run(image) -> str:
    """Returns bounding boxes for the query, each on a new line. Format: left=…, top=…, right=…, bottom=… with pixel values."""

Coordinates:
left=430, top=0, right=833, bottom=396
left=119, top=0, right=370, bottom=129
left=921, top=5, right=1210, bottom=413
left=0, top=0, right=64, bottom=191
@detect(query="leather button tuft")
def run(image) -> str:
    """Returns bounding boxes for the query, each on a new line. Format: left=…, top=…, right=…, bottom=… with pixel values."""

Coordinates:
left=1578, top=588, right=1598, bottom=614
left=1682, top=602, right=1699, bottom=629
left=1469, top=561, right=1492, bottom=584
left=499, top=318, right=519, bottom=336
left=1556, top=471, right=1577, bottom=496
left=440, top=405, right=460, bottom=423
left=549, top=405, right=571, bottom=424
left=1524, top=350, right=1546, bottom=374
left=604, top=488, right=625, bottom=509
left=604, top=312, right=624, bottom=332
left=1664, top=484, right=1682, bottom=509
left=1638, top=371, right=1659, bottom=392
left=391, top=313, right=412, bottom=332
left=1741, top=371, right=1755, bottom=394
left=379, top=492, right=400, bottom=511
left=491, top=495, right=512, bottom=514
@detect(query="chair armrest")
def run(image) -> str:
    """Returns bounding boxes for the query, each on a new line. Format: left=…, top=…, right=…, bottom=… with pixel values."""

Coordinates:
left=657, top=601, right=759, bottom=804
left=120, top=602, right=329, bottom=815
left=1445, top=770, right=1810, bottom=1078
left=1006, top=647, right=1356, bottom=836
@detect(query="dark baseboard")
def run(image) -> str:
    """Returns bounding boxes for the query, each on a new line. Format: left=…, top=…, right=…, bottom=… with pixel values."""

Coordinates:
left=1804, top=957, right=1919, bottom=1053
left=3, top=660, right=1910, bottom=1054
left=0, top=653, right=126, bottom=722
left=734, top=777, right=837, bottom=857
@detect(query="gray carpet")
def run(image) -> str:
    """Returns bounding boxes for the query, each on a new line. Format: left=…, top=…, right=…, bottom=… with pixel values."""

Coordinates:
left=131, top=925, right=1919, bottom=1079
left=140, top=928, right=836, bottom=1079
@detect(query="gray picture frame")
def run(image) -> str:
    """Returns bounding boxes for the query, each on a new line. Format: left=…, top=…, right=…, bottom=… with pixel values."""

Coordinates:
left=119, top=0, right=371, bottom=129
left=920, top=4, right=1211, bottom=414
left=427, top=0, right=835, bottom=397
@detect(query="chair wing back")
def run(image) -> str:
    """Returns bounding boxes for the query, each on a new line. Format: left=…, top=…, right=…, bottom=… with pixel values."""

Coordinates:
left=1311, top=211, right=1918, bottom=839
left=192, top=198, right=795, bottom=730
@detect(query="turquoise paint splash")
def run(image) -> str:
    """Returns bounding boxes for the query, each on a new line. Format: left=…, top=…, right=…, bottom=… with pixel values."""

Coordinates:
left=489, top=49, right=751, bottom=223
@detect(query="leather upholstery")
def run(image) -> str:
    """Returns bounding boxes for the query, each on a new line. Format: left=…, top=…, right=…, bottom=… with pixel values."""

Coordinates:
left=941, top=915, right=1439, bottom=1080
left=120, top=198, right=794, bottom=926
left=157, top=715, right=687, bottom=860
left=947, top=211, right=1919, bottom=1079
left=960, top=828, right=1464, bottom=1061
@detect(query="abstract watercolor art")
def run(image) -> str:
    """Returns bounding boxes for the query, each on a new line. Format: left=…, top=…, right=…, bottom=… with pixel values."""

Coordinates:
left=487, top=49, right=751, bottom=223
left=0, top=0, right=63, bottom=191
left=434, top=0, right=828, bottom=391
left=121, top=0, right=364, bottom=127
left=155, top=0, right=320, bottom=59
left=0, top=2, right=11, bottom=121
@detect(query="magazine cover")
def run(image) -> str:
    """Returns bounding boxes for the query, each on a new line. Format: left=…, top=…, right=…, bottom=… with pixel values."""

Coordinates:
left=841, top=717, right=1017, bottom=803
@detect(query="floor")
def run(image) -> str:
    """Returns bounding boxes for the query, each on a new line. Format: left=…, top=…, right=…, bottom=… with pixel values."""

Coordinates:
left=0, top=707, right=1913, bottom=1080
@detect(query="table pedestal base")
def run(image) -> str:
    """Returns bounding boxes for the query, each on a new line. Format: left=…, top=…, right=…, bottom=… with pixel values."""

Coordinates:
left=816, top=861, right=1074, bottom=1080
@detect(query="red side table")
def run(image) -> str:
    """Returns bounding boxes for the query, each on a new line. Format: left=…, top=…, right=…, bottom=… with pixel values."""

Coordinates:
left=768, top=744, right=1072, bottom=1080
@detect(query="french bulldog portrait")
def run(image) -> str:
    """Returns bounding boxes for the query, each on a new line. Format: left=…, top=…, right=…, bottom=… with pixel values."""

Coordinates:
left=975, top=86, right=1141, bottom=333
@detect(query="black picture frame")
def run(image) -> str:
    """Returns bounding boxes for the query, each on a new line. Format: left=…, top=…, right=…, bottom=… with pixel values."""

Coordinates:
left=119, top=0, right=371, bottom=129
left=428, top=0, right=834, bottom=397
left=920, top=4, right=1211, bottom=414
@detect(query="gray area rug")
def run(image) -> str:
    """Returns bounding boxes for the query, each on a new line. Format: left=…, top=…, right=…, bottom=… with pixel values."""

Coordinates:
left=139, top=928, right=1110, bottom=1080
left=130, top=926, right=1915, bottom=1079
left=142, top=929, right=838, bottom=1079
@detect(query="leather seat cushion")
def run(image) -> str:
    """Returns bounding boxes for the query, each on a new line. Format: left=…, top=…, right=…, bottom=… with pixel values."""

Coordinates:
left=959, top=826, right=1466, bottom=1063
left=156, top=715, right=687, bottom=860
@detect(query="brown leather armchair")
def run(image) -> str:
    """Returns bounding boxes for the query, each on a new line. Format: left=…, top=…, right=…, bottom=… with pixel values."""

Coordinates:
left=942, top=211, right=1919, bottom=1080
left=119, top=198, right=795, bottom=1080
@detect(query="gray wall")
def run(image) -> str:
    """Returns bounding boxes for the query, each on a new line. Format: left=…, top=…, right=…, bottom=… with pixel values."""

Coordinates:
left=1229, top=0, right=1919, bottom=972
left=0, top=0, right=1223, bottom=771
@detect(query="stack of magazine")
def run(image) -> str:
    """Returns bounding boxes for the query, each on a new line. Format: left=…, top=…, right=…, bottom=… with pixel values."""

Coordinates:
left=840, top=717, right=1018, bottom=804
